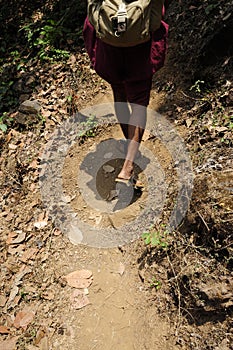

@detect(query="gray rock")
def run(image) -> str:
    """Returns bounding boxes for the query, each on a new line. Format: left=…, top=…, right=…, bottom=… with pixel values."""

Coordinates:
left=19, top=100, right=41, bottom=114
left=103, top=165, right=115, bottom=173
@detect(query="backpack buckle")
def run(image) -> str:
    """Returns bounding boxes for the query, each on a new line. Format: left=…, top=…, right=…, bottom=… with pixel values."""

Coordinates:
left=115, top=3, right=127, bottom=35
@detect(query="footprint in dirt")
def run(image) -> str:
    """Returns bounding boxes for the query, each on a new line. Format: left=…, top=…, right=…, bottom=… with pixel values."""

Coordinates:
left=79, top=138, right=150, bottom=212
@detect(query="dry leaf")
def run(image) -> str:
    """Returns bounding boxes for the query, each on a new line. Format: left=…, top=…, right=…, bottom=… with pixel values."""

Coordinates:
left=0, top=294, right=7, bottom=307
left=117, top=262, right=125, bottom=276
left=35, top=328, right=46, bottom=345
left=6, top=232, right=18, bottom=245
left=215, top=126, right=228, bottom=133
left=7, top=285, right=19, bottom=309
left=8, top=143, right=17, bottom=150
left=64, top=270, right=93, bottom=289
left=0, top=336, right=19, bottom=350
left=34, top=212, right=48, bottom=229
left=13, top=307, right=35, bottom=330
left=53, top=228, right=61, bottom=236
left=10, top=231, right=26, bottom=245
left=185, top=118, right=193, bottom=128
left=19, top=248, right=38, bottom=263
left=189, top=5, right=197, bottom=10
left=34, top=221, right=48, bottom=229
left=0, top=326, right=11, bottom=334
left=70, top=290, right=90, bottom=310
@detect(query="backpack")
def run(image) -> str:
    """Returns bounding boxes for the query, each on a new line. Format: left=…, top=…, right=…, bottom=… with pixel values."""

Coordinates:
left=87, top=0, right=164, bottom=47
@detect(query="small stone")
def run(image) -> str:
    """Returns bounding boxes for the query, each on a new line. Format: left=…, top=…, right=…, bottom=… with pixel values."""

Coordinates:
left=19, top=100, right=41, bottom=114
left=104, top=152, right=113, bottom=159
left=103, top=165, right=115, bottom=173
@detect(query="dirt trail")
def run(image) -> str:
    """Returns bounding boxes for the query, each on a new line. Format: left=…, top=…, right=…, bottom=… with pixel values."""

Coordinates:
left=48, top=90, right=180, bottom=349
left=49, top=244, right=178, bottom=350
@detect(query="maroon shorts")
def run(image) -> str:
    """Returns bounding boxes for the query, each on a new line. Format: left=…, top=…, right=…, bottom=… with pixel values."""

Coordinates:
left=111, top=79, right=152, bottom=106
left=83, top=17, right=169, bottom=106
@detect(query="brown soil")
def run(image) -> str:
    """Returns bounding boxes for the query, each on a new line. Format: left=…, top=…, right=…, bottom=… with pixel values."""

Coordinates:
left=0, top=1, right=233, bottom=349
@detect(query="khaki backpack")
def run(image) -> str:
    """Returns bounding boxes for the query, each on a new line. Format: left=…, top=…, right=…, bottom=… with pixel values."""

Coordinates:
left=87, top=0, right=164, bottom=47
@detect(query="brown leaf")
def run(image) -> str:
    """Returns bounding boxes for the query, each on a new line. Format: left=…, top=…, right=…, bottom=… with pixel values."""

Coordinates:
left=0, top=326, right=11, bottom=334
left=70, top=290, right=90, bottom=310
left=13, top=307, right=35, bottom=330
left=64, top=270, right=93, bottom=289
left=0, top=295, right=7, bottom=307
left=0, top=336, right=19, bottom=350
left=35, top=328, right=46, bottom=345
left=53, top=228, right=62, bottom=236
left=10, top=231, right=26, bottom=245
left=19, top=248, right=38, bottom=263
left=189, top=5, right=197, bottom=10
left=6, top=232, right=18, bottom=245
left=7, top=285, right=19, bottom=309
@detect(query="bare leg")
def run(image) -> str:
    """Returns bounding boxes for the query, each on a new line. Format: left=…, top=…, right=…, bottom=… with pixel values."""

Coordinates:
left=118, top=104, right=146, bottom=180
left=112, top=84, right=130, bottom=139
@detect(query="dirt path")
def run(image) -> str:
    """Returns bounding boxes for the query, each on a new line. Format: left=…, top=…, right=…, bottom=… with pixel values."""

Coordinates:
left=45, top=90, right=180, bottom=349
left=47, top=243, right=178, bottom=350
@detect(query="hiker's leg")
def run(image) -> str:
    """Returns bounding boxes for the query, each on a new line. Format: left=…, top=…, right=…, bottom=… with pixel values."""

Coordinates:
left=111, top=83, right=130, bottom=139
left=117, top=79, right=151, bottom=180
left=117, top=104, right=147, bottom=179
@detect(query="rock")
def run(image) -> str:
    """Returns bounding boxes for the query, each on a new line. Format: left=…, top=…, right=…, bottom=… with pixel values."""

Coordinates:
left=19, top=100, right=41, bottom=114
left=103, top=165, right=115, bottom=173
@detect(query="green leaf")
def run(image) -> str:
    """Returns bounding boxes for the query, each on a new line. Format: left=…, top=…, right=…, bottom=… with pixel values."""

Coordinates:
left=0, top=123, right=7, bottom=132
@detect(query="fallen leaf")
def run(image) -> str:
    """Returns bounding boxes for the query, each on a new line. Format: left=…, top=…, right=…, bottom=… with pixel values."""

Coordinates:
left=0, top=295, right=7, bottom=307
left=13, top=307, right=35, bottom=331
left=215, top=126, right=228, bottom=133
left=35, top=328, right=46, bottom=345
left=189, top=5, right=197, bottom=10
left=7, top=285, right=19, bottom=309
left=117, top=262, right=125, bottom=276
left=10, top=231, right=26, bottom=245
left=34, top=221, right=48, bottom=229
left=64, top=270, right=93, bottom=289
left=185, top=118, right=193, bottom=128
left=70, top=290, right=90, bottom=310
left=19, top=248, right=38, bottom=263
left=6, top=232, right=18, bottom=245
left=34, top=212, right=48, bottom=229
left=8, top=244, right=25, bottom=256
left=8, top=143, right=18, bottom=150
left=0, top=326, right=11, bottom=334
left=0, top=336, right=19, bottom=350
left=53, top=228, right=61, bottom=236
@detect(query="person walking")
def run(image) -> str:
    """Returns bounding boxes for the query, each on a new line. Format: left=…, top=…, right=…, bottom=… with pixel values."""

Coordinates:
left=83, top=0, right=169, bottom=186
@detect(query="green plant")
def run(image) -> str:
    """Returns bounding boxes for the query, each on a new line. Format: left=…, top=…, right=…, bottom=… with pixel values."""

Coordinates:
left=21, top=19, right=70, bottom=61
left=0, top=112, right=12, bottom=132
left=150, top=277, right=162, bottom=290
left=78, top=115, right=98, bottom=138
left=142, top=226, right=169, bottom=248
left=190, top=80, right=205, bottom=94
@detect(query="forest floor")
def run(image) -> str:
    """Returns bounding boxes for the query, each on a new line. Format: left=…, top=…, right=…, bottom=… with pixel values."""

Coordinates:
left=0, top=1, right=233, bottom=349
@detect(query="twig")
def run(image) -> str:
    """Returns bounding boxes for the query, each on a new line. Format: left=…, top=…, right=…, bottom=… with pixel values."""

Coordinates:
left=180, top=90, right=203, bottom=101
left=196, top=210, right=210, bottom=231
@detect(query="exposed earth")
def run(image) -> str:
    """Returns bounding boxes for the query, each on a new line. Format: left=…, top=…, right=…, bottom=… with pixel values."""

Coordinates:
left=0, top=1, right=233, bottom=349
